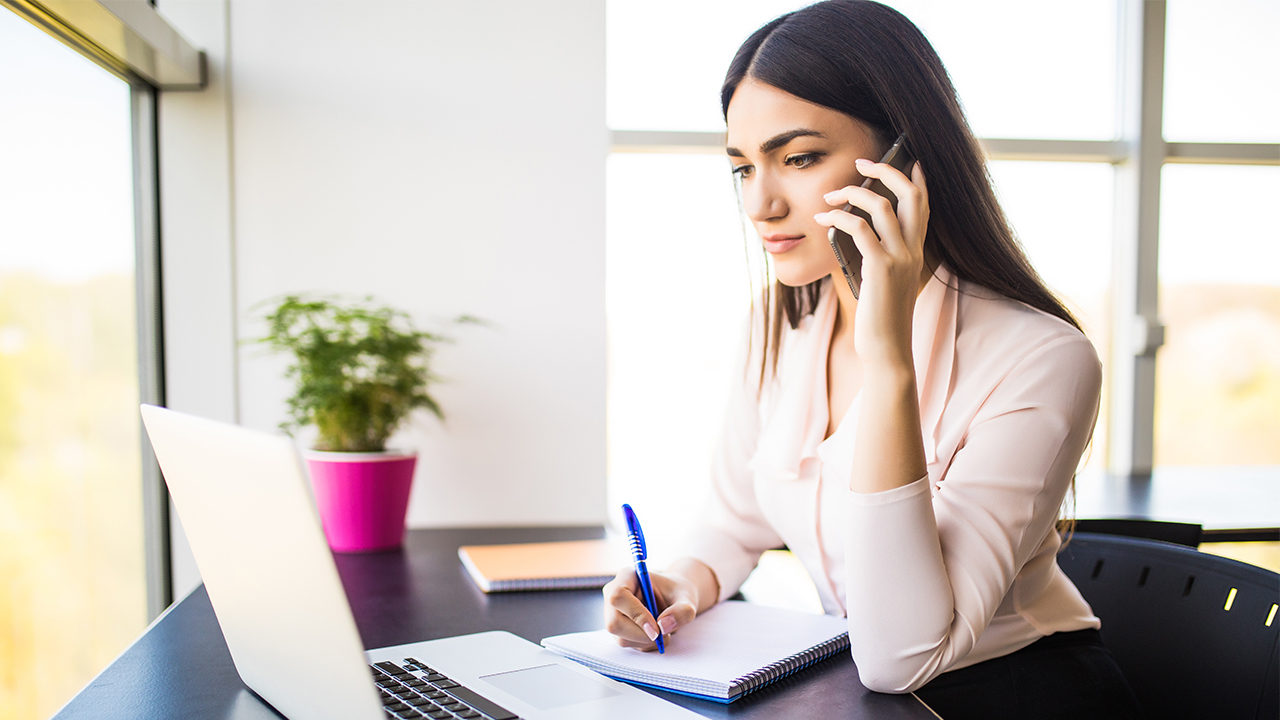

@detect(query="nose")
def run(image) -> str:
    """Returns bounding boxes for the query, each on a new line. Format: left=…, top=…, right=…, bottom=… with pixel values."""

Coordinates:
left=741, top=172, right=788, bottom=224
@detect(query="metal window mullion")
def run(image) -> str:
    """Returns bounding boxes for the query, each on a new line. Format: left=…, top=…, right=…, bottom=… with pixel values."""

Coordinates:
left=610, top=129, right=726, bottom=154
left=979, top=138, right=1129, bottom=163
left=609, top=131, right=1278, bottom=167
left=1164, top=142, right=1280, bottom=165
left=131, top=83, right=170, bottom=620
left=1108, top=0, right=1166, bottom=480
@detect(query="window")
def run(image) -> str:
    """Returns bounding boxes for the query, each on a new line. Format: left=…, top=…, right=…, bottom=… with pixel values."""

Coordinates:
left=1155, top=164, right=1280, bottom=465
left=1163, top=0, right=1279, bottom=143
left=605, top=153, right=749, bottom=557
left=1154, top=0, right=1280, bottom=468
left=0, top=6, right=164, bottom=719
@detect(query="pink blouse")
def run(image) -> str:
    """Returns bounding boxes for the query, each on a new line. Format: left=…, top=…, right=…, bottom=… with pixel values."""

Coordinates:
left=686, top=266, right=1103, bottom=694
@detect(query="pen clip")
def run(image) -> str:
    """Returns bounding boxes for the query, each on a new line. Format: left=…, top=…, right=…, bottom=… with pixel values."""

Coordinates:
left=622, top=503, right=648, bottom=562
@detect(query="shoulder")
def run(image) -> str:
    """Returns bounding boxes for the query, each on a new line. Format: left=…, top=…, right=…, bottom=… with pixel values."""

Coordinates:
left=952, top=280, right=1101, bottom=391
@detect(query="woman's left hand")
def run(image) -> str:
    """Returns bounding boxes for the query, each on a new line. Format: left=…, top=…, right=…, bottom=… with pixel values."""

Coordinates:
left=814, top=160, right=930, bottom=369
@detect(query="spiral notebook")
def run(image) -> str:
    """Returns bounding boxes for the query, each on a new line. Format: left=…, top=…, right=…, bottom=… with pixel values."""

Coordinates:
left=457, top=539, right=622, bottom=592
left=541, top=601, right=849, bottom=703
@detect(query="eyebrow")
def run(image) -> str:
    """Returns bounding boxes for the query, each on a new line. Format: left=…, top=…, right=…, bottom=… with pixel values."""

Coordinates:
left=725, top=128, right=827, bottom=158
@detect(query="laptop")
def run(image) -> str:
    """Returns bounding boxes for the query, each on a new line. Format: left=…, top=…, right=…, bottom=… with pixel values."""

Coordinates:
left=140, top=404, right=699, bottom=720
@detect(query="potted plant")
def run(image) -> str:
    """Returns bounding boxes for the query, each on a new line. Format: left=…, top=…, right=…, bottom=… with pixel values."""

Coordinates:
left=256, top=294, right=463, bottom=552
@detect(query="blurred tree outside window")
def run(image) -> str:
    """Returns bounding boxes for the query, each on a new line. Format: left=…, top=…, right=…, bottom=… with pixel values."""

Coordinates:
left=0, top=8, right=147, bottom=720
left=1155, top=165, right=1280, bottom=466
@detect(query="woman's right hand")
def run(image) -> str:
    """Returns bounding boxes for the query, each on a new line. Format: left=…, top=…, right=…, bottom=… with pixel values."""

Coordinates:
left=602, top=559, right=717, bottom=650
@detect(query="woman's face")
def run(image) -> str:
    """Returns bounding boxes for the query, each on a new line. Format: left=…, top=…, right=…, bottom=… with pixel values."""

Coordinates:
left=725, top=78, right=882, bottom=287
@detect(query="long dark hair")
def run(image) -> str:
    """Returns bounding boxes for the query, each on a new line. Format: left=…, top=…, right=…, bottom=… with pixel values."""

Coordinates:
left=724, top=0, right=1080, bottom=384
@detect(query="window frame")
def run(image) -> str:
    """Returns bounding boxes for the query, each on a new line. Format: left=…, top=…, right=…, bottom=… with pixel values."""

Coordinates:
left=131, top=83, right=170, bottom=619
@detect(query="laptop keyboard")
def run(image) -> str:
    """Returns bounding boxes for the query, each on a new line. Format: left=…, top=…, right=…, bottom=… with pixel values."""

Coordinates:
left=371, top=659, right=520, bottom=720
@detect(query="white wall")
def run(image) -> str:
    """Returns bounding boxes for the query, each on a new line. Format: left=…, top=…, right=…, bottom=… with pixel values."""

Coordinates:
left=158, top=0, right=607, bottom=563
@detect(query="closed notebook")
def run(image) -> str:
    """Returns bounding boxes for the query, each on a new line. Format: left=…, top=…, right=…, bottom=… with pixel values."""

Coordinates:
left=541, top=601, right=849, bottom=703
left=457, top=538, right=622, bottom=592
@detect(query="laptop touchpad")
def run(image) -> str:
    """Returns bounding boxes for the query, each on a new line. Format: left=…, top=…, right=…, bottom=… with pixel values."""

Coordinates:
left=481, top=664, right=621, bottom=710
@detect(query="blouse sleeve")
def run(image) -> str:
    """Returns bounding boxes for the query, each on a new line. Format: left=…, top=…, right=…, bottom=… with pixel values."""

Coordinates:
left=685, top=330, right=786, bottom=603
left=842, top=334, right=1103, bottom=693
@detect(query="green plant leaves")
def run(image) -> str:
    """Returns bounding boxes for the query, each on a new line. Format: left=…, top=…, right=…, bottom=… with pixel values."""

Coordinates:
left=253, top=295, right=461, bottom=452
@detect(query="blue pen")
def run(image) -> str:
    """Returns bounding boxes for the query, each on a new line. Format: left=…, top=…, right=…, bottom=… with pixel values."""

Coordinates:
left=622, top=504, right=664, bottom=654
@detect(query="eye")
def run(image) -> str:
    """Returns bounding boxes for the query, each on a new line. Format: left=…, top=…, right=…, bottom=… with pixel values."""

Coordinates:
left=731, top=164, right=754, bottom=179
left=785, top=152, right=823, bottom=169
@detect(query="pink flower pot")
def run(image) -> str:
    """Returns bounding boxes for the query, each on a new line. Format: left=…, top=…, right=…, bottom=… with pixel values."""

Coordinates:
left=304, top=450, right=417, bottom=553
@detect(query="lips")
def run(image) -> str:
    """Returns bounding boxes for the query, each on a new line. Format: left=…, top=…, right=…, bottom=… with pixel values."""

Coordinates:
left=762, top=235, right=805, bottom=254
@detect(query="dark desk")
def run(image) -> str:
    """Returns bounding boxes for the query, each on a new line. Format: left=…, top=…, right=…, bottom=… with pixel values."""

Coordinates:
left=1073, top=467, right=1280, bottom=541
left=54, top=527, right=936, bottom=720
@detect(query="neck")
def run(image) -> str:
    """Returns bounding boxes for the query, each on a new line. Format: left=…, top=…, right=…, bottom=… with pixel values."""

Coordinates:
left=831, top=256, right=939, bottom=339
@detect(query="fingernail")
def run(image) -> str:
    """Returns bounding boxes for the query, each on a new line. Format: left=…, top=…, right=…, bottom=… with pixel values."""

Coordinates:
left=659, top=616, right=677, bottom=635
left=643, top=623, right=658, bottom=641
left=813, top=212, right=828, bottom=222
left=823, top=190, right=838, bottom=200
left=855, top=158, right=872, bottom=165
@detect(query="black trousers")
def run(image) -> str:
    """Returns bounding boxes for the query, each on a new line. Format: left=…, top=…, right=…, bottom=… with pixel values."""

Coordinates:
left=912, top=629, right=1143, bottom=720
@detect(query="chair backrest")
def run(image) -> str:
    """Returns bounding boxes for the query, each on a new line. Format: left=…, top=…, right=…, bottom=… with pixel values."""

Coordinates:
left=1071, top=518, right=1203, bottom=548
left=1058, top=533, right=1279, bottom=720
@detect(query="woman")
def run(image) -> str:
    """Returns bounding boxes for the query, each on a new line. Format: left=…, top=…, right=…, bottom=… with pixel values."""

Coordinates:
left=602, top=2, right=1141, bottom=717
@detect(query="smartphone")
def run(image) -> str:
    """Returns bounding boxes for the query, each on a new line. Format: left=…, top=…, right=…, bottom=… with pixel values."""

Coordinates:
left=826, top=133, right=915, bottom=299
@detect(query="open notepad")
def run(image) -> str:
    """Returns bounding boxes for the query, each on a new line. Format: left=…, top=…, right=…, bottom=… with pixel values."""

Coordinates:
left=541, top=601, right=849, bottom=703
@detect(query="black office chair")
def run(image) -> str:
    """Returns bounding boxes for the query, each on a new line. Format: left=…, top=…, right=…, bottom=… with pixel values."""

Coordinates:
left=1070, top=518, right=1203, bottom=547
left=1058, top=533, right=1280, bottom=720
